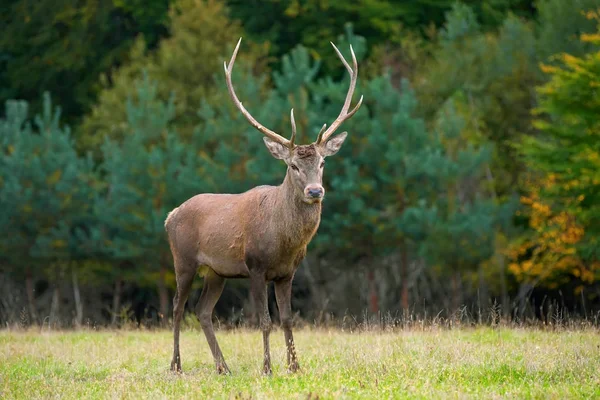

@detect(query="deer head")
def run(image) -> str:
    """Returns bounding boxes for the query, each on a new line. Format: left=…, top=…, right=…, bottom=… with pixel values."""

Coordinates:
left=224, top=38, right=363, bottom=204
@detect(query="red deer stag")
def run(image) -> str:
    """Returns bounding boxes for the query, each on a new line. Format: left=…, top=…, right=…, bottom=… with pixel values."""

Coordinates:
left=165, top=38, right=362, bottom=375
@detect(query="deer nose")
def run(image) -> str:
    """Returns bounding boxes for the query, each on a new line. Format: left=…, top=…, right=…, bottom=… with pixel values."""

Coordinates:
left=306, top=186, right=324, bottom=198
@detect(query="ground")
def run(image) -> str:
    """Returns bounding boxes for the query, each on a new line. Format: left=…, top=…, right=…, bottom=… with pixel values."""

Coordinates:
left=1, top=326, right=599, bottom=399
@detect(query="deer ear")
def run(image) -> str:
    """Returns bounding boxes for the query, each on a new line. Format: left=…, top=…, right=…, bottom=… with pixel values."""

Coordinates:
left=263, top=137, right=290, bottom=160
left=320, top=132, right=348, bottom=157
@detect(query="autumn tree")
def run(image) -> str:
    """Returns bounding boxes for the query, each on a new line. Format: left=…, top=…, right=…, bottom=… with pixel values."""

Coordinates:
left=510, top=11, right=600, bottom=289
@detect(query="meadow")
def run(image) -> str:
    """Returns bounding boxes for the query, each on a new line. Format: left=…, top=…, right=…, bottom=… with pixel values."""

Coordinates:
left=1, top=325, right=599, bottom=399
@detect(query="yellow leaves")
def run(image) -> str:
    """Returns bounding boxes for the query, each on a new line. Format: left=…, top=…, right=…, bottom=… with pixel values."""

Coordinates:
left=539, top=63, right=558, bottom=75
left=583, top=8, right=600, bottom=45
left=561, top=53, right=582, bottom=68
left=509, top=175, right=592, bottom=286
left=531, top=201, right=551, bottom=217
left=581, top=33, right=600, bottom=44
left=518, top=10, right=600, bottom=290
left=585, top=9, right=599, bottom=20
left=508, top=262, right=522, bottom=276
left=580, top=267, right=596, bottom=284
left=47, top=169, right=62, bottom=185
left=520, top=195, right=533, bottom=205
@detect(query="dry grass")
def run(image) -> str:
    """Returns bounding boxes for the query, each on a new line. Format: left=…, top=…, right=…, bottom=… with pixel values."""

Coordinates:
left=1, top=326, right=599, bottom=399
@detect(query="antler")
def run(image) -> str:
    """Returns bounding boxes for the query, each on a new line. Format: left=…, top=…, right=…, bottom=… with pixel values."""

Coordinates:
left=224, top=38, right=296, bottom=149
left=316, top=43, right=363, bottom=145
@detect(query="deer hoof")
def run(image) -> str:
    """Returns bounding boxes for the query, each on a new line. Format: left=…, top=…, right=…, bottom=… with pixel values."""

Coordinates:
left=170, top=361, right=182, bottom=373
left=216, top=363, right=231, bottom=375
left=288, top=362, right=300, bottom=373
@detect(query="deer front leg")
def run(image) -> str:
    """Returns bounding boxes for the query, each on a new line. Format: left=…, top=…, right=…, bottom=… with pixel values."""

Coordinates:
left=275, top=277, right=299, bottom=372
left=195, top=271, right=230, bottom=374
left=250, top=275, right=272, bottom=375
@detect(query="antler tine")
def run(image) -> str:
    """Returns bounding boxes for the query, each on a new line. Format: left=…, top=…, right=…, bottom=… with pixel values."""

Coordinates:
left=315, top=123, right=327, bottom=144
left=316, top=43, right=363, bottom=144
left=224, top=38, right=292, bottom=148
left=330, top=42, right=352, bottom=75
left=290, top=109, right=297, bottom=148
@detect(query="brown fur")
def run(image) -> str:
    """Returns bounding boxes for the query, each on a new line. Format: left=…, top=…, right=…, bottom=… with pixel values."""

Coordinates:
left=168, top=38, right=361, bottom=376
left=167, top=145, right=329, bottom=375
left=165, top=171, right=321, bottom=281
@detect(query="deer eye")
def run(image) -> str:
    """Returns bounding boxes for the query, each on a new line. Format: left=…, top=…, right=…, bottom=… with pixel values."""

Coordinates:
left=320, top=161, right=325, bottom=168
left=290, top=164, right=299, bottom=172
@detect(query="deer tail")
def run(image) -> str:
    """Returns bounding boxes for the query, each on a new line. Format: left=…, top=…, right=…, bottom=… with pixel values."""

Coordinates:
left=164, top=207, right=179, bottom=231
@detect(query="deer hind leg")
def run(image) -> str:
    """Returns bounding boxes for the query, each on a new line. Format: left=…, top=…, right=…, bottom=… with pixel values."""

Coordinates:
left=250, top=274, right=272, bottom=375
left=171, top=261, right=196, bottom=372
left=195, top=269, right=229, bottom=374
left=275, top=277, right=299, bottom=372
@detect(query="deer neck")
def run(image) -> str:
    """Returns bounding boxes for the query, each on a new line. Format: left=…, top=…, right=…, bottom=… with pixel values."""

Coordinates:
left=272, top=171, right=322, bottom=243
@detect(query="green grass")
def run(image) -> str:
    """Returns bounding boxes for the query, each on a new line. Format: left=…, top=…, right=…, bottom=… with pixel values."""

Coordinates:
left=1, top=327, right=599, bottom=399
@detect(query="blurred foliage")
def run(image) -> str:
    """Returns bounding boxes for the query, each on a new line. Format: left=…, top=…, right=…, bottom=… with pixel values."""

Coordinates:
left=78, top=0, right=269, bottom=156
left=0, top=0, right=171, bottom=125
left=1, top=0, right=600, bottom=323
left=510, top=12, right=600, bottom=288
left=415, top=4, right=539, bottom=198
left=226, top=0, right=535, bottom=77
left=95, top=73, right=205, bottom=298
left=536, top=0, right=600, bottom=62
left=0, top=93, right=95, bottom=284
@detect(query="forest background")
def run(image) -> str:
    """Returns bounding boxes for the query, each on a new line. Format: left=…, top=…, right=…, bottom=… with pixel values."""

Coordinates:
left=1, top=0, right=599, bottom=328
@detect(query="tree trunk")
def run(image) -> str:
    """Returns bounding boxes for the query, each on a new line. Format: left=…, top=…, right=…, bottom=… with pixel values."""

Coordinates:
left=516, top=282, right=533, bottom=321
left=50, top=284, right=60, bottom=327
left=72, top=269, right=83, bottom=327
left=451, top=272, right=462, bottom=313
left=498, top=253, right=510, bottom=319
left=158, top=266, right=169, bottom=325
left=485, top=166, right=510, bottom=319
left=398, top=188, right=410, bottom=313
left=367, top=270, right=379, bottom=314
left=477, top=266, right=487, bottom=324
left=301, top=258, right=327, bottom=324
left=25, top=268, right=38, bottom=325
left=111, top=277, right=123, bottom=326
left=400, top=240, right=409, bottom=312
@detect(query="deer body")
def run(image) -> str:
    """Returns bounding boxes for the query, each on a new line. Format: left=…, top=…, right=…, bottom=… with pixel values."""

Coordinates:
left=167, top=38, right=362, bottom=375
left=166, top=173, right=321, bottom=281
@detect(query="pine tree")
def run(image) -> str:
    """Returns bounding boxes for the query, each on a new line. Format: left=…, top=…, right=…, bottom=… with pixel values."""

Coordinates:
left=98, top=73, right=204, bottom=323
left=416, top=4, right=539, bottom=197
left=80, top=0, right=266, bottom=155
left=0, top=94, right=94, bottom=325
left=418, top=100, right=510, bottom=311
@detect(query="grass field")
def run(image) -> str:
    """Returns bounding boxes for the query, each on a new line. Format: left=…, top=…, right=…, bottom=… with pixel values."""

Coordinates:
left=1, top=326, right=599, bottom=399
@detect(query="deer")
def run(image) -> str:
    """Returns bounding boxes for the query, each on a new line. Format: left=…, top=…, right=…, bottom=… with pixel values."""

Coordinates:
left=165, top=37, right=362, bottom=375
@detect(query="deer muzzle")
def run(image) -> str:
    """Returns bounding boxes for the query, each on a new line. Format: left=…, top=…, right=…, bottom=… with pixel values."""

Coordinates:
left=305, top=185, right=325, bottom=200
